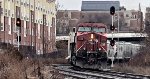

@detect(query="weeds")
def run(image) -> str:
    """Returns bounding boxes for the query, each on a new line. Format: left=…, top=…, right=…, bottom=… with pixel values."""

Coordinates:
left=0, top=45, right=66, bottom=79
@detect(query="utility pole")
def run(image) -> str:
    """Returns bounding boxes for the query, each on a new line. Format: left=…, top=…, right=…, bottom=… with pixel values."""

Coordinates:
left=34, top=0, right=36, bottom=55
left=31, top=11, right=33, bottom=53
left=34, top=24, right=36, bottom=54
left=3, top=0, right=5, bottom=43
left=43, top=15, right=45, bottom=56
left=0, top=3, right=2, bottom=43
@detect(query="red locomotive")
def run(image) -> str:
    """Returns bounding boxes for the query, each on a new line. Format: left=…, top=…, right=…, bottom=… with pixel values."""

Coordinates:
left=68, top=23, right=108, bottom=69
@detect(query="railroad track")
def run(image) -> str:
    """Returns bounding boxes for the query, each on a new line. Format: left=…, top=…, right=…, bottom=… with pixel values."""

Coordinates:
left=53, top=64, right=150, bottom=79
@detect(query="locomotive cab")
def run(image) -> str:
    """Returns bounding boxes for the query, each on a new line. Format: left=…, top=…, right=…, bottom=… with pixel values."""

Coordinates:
left=77, top=24, right=107, bottom=60
left=69, top=23, right=108, bottom=69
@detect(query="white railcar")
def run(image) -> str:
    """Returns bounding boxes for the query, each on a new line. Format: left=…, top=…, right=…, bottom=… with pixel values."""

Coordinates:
left=107, top=41, right=141, bottom=60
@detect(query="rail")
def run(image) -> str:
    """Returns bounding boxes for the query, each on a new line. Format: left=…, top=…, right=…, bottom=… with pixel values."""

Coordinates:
left=53, top=64, right=150, bottom=79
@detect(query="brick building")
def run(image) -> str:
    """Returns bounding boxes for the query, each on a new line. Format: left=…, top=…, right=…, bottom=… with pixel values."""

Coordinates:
left=56, top=10, right=143, bottom=35
left=56, top=10, right=80, bottom=36
left=0, top=0, right=56, bottom=55
left=56, top=1, right=143, bottom=35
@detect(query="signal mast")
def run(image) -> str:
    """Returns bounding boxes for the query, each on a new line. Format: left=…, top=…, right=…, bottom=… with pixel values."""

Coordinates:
left=110, top=6, right=116, bottom=67
left=16, top=18, right=21, bottom=50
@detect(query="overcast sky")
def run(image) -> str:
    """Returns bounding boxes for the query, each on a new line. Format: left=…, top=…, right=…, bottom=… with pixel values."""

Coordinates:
left=57, top=0, right=150, bottom=15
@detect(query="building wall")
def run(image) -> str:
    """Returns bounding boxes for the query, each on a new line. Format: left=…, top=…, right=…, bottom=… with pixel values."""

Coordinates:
left=0, top=0, right=56, bottom=55
left=145, top=7, right=150, bottom=22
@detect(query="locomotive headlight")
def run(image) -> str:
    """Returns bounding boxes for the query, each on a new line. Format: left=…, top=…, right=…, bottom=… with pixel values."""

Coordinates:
left=83, top=48, right=86, bottom=50
left=99, top=48, right=101, bottom=50
left=91, top=34, right=94, bottom=39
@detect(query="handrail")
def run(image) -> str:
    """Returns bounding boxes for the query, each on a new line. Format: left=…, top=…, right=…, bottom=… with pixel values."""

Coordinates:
left=76, top=41, right=86, bottom=53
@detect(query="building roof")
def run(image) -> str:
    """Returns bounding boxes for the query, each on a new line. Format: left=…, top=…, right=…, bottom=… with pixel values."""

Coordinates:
left=81, top=1, right=120, bottom=11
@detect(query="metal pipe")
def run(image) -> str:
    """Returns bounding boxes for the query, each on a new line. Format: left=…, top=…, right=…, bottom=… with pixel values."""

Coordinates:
left=117, top=12, right=120, bottom=63
left=111, top=13, right=114, bottom=68
left=111, top=15, right=114, bottom=40
left=112, top=15, right=114, bottom=26
left=118, top=12, right=119, bottom=40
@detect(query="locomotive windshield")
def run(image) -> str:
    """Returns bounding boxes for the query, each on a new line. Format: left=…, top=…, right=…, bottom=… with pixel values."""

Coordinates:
left=93, top=27, right=105, bottom=33
left=78, top=27, right=106, bottom=33
left=78, top=27, right=91, bottom=32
